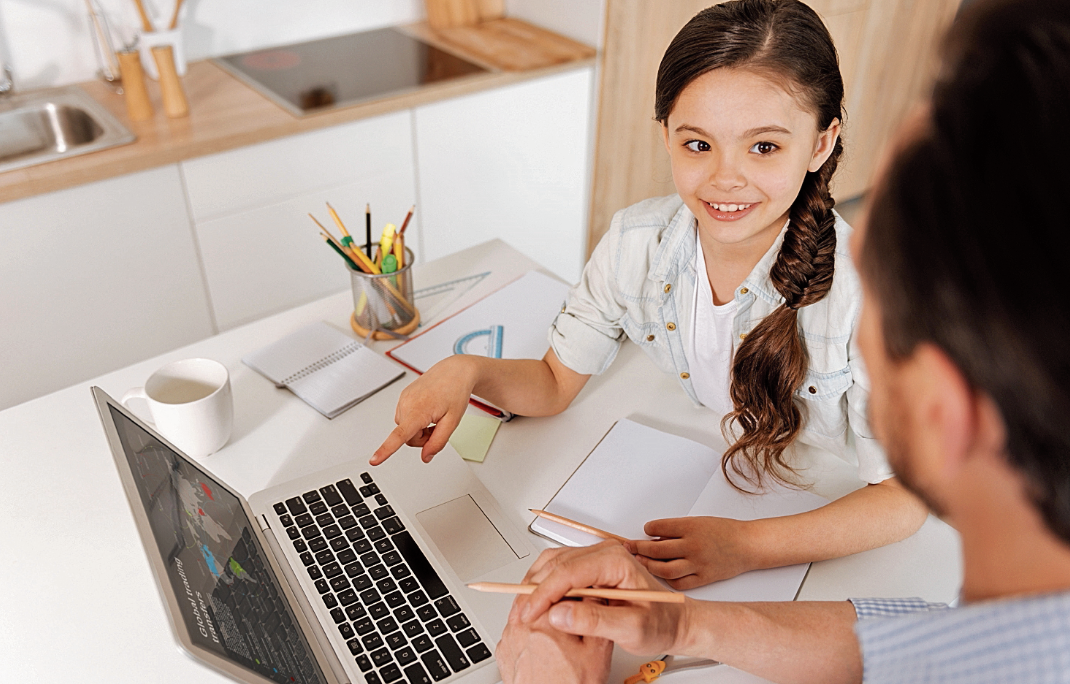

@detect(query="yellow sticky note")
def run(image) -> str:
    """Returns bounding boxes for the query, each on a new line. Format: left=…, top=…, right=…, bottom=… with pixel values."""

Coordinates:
left=448, top=412, right=500, bottom=463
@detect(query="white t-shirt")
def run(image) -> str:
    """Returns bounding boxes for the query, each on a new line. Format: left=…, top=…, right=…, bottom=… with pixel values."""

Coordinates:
left=686, top=232, right=737, bottom=417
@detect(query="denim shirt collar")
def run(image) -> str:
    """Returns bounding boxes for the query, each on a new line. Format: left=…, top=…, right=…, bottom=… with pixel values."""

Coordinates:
left=648, top=202, right=789, bottom=307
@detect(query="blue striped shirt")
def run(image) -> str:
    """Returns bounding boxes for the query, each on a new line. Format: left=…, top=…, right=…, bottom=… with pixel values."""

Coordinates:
left=850, top=593, right=1070, bottom=682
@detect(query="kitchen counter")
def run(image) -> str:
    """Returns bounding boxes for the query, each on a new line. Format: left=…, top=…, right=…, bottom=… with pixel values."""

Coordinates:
left=0, top=19, right=595, bottom=204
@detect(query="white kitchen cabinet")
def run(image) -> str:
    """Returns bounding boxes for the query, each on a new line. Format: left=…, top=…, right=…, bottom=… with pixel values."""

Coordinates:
left=0, top=165, right=213, bottom=410
left=181, top=112, right=418, bottom=330
left=414, top=67, right=594, bottom=283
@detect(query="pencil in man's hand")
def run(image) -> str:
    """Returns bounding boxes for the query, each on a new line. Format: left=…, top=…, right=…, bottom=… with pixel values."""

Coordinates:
left=529, top=509, right=630, bottom=544
left=467, top=582, right=684, bottom=604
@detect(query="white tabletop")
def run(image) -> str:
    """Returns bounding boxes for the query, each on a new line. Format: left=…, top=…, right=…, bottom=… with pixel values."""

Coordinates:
left=0, top=239, right=961, bottom=683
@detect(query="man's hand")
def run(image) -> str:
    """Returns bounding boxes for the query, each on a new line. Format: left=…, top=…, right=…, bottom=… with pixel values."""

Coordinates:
left=630, top=516, right=757, bottom=590
left=497, top=594, right=613, bottom=684
left=371, top=355, right=478, bottom=465
left=518, top=543, right=689, bottom=656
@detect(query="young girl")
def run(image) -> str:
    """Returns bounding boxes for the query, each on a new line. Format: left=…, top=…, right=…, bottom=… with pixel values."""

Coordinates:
left=373, top=0, right=928, bottom=589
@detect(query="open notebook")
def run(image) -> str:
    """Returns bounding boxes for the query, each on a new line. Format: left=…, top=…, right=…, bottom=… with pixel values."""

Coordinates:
left=530, top=419, right=829, bottom=603
left=243, top=321, right=405, bottom=418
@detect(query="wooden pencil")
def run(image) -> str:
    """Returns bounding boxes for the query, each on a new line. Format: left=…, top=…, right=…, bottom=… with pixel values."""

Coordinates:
left=530, top=509, right=630, bottom=544
left=467, top=582, right=684, bottom=604
left=365, top=203, right=373, bottom=258
left=398, top=204, right=415, bottom=236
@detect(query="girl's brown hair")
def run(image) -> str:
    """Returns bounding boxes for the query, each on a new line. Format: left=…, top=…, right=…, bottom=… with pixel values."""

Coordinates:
left=654, top=0, right=844, bottom=489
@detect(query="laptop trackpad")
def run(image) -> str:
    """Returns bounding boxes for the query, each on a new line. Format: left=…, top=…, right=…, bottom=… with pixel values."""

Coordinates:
left=416, top=495, right=519, bottom=582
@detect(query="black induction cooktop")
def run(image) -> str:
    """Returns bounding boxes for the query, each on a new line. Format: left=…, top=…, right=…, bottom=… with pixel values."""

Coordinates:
left=214, top=27, right=489, bottom=116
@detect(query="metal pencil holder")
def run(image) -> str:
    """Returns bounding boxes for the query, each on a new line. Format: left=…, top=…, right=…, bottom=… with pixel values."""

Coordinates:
left=349, top=247, right=420, bottom=340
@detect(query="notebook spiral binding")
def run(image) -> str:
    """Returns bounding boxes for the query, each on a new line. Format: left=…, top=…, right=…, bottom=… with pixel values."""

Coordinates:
left=280, top=341, right=363, bottom=386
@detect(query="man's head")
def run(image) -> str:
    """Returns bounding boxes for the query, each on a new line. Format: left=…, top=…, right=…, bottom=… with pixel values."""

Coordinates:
left=854, top=0, right=1070, bottom=544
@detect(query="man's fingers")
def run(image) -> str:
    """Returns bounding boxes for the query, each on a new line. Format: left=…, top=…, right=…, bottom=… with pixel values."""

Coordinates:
left=636, top=556, right=692, bottom=581
left=633, top=538, right=687, bottom=560
left=547, top=601, right=654, bottom=652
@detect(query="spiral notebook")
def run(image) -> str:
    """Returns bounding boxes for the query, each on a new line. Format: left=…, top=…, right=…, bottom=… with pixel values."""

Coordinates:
left=242, top=321, right=405, bottom=418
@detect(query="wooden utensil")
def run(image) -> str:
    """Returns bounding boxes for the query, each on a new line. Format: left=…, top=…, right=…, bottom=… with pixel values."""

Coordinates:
left=116, top=49, right=153, bottom=121
left=152, top=45, right=188, bottom=117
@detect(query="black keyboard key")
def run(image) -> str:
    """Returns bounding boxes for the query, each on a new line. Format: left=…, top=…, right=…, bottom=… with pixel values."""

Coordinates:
left=274, top=502, right=288, bottom=515
left=375, top=539, right=394, bottom=554
left=434, top=597, right=460, bottom=618
left=383, top=551, right=403, bottom=567
left=446, top=614, right=470, bottom=632
left=399, top=577, right=419, bottom=594
left=370, top=564, right=389, bottom=580
left=354, top=617, right=375, bottom=635
left=426, top=619, right=446, bottom=637
left=371, top=648, right=394, bottom=669
left=347, top=526, right=367, bottom=542
left=374, top=505, right=395, bottom=520
left=339, top=515, right=358, bottom=530
left=365, top=670, right=383, bottom=684
left=337, top=479, right=363, bottom=505
left=416, top=605, right=436, bottom=622
left=367, top=526, right=387, bottom=541
left=412, top=634, right=434, bottom=653
left=324, top=524, right=343, bottom=539
left=385, top=591, right=407, bottom=609
left=435, top=634, right=470, bottom=673
left=307, top=565, right=322, bottom=580
left=285, top=497, right=307, bottom=515
left=363, top=633, right=385, bottom=651
left=323, top=562, right=342, bottom=578
left=370, top=602, right=391, bottom=620
left=286, top=526, right=301, bottom=540
left=392, top=565, right=412, bottom=580
left=338, top=548, right=358, bottom=566
left=303, top=490, right=323, bottom=504
left=466, top=643, right=491, bottom=664
left=279, top=514, right=294, bottom=527
left=352, top=503, right=372, bottom=517
left=308, top=537, right=328, bottom=553
left=347, top=638, right=364, bottom=655
left=403, top=620, right=424, bottom=638
left=301, top=525, right=321, bottom=541
left=300, top=552, right=315, bottom=567
left=321, top=484, right=343, bottom=506
left=393, top=532, right=448, bottom=599
left=331, top=503, right=350, bottom=518
left=339, top=589, right=358, bottom=606
left=315, top=549, right=335, bottom=565
left=409, top=591, right=429, bottom=608
left=330, top=607, right=346, bottom=624
left=339, top=622, right=355, bottom=639
left=381, top=663, right=403, bottom=683
left=361, top=472, right=373, bottom=484
left=323, top=593, right=339, bottom=609
left=386, top=632, right=407, bottom=651
left=360, top=484, right=380, bottom=497
left=345, top=562, right=364, bottom=577
left=310, top=501, right=328, bottom=516
left=353, top=539, right=373, bottom=554
left=421, top=651, right=451, bottom=682
left=292, top=538, right=307, bottom=552
left=404, top=662, right=432, bottom=684
left=314, top=579, right=330, bottom=595
left=295, top=512, right=314, bottom=528
left=360, top=588, right=381, bottom=605
left=360, top=515, right=378, bottom=529
left=356, top=655, right=373, bottom=672
left=331, top=536, right=350, bottom=552
left=360, top=552, right=380, bottom=567
left=396, top=647, right=417, bottom=667
left=377, top=578, right=398, bottom=594
left=330, top=575, right=350, bottom=592
left=456, top=629, right=479, bottom=648
left=383, top=517, right=405, bottom=535
left=378, top=616, right=400, bottom=634
left=375, top=493, right=389, bottom=506
left=346, top=603, right=367, bottom=621
left=354, top=574, right=373, bottom=590
left=315, top=513, right=334, bottom=528
left=394, top=606, right=415, bottom=623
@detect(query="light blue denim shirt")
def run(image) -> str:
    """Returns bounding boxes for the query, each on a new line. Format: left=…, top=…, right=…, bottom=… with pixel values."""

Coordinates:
left=549, top=194, right=891, bottom=484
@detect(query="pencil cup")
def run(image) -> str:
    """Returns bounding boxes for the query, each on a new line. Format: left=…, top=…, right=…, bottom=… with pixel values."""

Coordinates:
left=349, top=247, right=420, bottom=340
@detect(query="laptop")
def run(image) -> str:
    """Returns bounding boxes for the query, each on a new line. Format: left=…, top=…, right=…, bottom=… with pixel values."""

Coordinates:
left=92, top=386, right=536, bottom=684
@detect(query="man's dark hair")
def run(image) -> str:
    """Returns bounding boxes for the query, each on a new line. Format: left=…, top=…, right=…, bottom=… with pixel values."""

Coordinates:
left=861, top=0, right=1070, bottom=542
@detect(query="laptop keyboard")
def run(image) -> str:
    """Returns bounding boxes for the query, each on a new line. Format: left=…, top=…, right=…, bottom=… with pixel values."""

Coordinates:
left=273, top=472, right=492, bottom=684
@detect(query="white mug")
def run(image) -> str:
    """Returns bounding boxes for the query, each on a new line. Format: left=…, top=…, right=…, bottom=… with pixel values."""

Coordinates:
left=122, top=358, right=233, bottom=458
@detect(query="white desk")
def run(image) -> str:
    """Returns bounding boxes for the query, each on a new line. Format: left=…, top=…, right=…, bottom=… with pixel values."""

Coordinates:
left=0, top=240, right=961, bottom=683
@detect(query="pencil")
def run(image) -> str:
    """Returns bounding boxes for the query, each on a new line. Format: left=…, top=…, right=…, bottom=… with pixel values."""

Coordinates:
left=467, top=582, right=684, bottom=604
left=398, top=204, right=415, bottom=236
left=323, top=236, right=359, bottom=270
left=310, top=214, right=380, bottom=274
left=327, top=202, right=351, bottom=238
left=365, top=203, right=372, bottom=258
left=530, top=509, right=630, bottom=544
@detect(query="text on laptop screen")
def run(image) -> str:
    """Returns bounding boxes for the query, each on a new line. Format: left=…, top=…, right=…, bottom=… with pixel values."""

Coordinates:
left=109, top=405, right=326, bottom=684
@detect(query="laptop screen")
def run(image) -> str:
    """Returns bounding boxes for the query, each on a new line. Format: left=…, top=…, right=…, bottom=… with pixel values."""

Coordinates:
left=108, top=404, right=327, bottom=684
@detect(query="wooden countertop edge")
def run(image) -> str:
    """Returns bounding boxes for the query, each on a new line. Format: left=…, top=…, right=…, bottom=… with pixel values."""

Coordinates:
left=0, top=23, right=596, bottom=205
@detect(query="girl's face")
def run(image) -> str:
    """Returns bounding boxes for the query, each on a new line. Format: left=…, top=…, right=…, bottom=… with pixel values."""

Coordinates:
left=663, top=68, right=840, bottom=254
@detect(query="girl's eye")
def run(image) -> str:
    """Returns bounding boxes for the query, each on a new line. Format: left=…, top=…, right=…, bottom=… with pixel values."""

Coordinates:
left=751, top=141, right=778, bottom=155
left=684, top=140, right=710, bottom=152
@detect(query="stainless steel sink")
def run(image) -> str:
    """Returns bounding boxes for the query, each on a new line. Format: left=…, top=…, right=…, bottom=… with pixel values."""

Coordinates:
left=0, top=86, right=135, bottom=174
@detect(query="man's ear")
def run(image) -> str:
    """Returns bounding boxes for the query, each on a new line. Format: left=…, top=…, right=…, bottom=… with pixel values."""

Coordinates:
left=808, top=118, right=841, bottom=173
left=904, top=343, right=975, bottom=475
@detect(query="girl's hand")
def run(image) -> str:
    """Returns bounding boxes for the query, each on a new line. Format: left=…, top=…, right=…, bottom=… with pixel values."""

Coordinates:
left=630, top=517, right=758, bottom=590
left=371, top=355, right=478, bottom=465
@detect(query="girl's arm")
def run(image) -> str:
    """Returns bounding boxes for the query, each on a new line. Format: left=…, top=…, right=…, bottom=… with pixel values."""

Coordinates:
left=372, top=348, right=590, bottom=464
left=631, top=477, right=929, bottom=589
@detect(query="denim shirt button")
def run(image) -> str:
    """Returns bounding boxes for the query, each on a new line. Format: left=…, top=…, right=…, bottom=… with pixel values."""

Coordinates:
left=808, top=385, right=817, bottom=394
left=739, top=287, right=749, bottom=295
left=664, top=283, right=672, bottom=293
left=646, top=334, right=655, bottom=342
left=680, top=372, right=690, bottom=380
left=739, top=333, right=747, bottom=340
left=666, top=322, right=677, bottom=331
